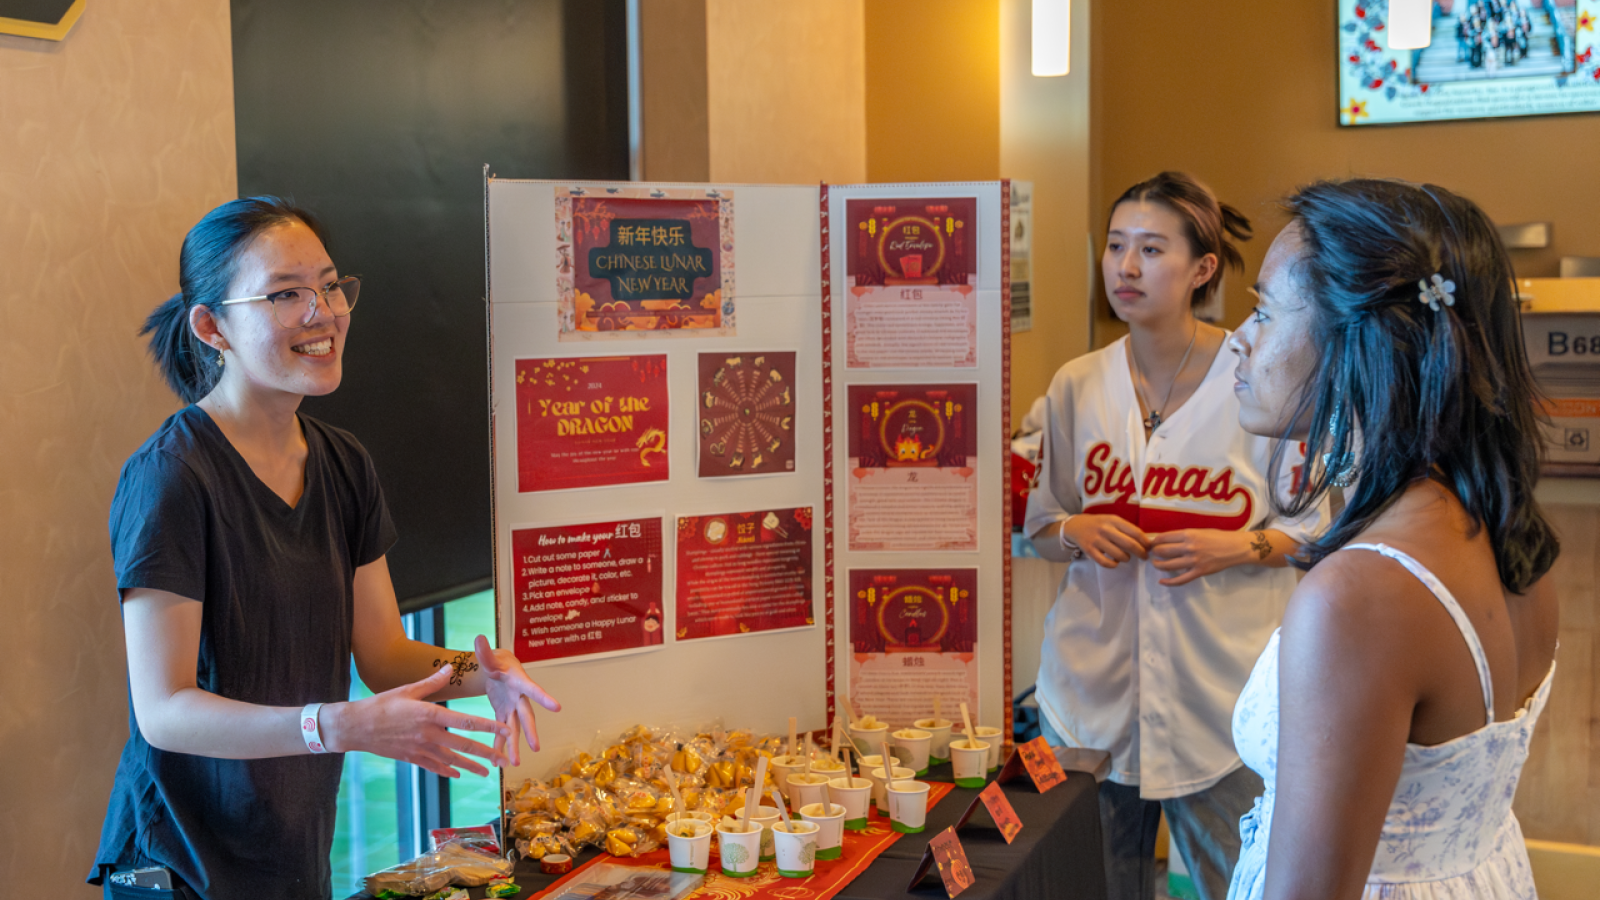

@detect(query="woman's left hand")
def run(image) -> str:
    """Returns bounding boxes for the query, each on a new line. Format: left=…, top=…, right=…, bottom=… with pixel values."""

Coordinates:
left=474, top=634, right=561, bottom=766
left=1148, top=529, right=1257, bottom=586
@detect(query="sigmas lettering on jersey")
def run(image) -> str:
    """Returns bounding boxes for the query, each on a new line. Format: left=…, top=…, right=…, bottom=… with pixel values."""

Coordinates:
left=1080, top=441, right=1254, bottom=532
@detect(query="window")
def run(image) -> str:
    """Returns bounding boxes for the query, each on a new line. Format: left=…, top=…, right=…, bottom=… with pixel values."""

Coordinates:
left=330, top=589, right=502, bottom=896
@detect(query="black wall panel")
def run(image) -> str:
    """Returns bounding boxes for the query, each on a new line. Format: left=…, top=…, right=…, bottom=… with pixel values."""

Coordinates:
left=232, top=0, right=629, bottom=608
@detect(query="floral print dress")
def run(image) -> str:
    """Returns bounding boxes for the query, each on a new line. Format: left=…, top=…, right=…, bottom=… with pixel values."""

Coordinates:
left=1228, top=543, right=1554, bottom=900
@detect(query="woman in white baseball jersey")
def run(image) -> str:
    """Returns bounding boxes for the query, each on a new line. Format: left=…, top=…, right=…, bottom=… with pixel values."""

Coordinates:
left=1025, top=172, right=1325, bottom=900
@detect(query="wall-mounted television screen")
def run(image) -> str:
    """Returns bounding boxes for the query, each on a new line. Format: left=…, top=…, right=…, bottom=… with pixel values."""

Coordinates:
left=1339, top=0, right=1600, bottom=125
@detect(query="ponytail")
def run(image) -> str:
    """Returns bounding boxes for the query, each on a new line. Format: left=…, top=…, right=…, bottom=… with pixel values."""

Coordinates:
left=142, top=196, right=329, bottom=403
left=1110, top=171, right=1252, bottom=309
left=140, top=293, right=221, bottom=405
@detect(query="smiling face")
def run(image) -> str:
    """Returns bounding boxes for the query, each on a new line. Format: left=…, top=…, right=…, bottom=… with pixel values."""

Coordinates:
left=1102, top=200, right=1218, bottom=328
left=198, top=219, right=349, bottom=405
left=1230, top=223, right=1319, bottom=440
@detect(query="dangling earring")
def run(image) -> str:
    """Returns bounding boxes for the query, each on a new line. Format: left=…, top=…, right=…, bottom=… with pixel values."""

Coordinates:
left=1323, top=406, right=1356, bottom=488
left=216, top=347, right=226, bottom=369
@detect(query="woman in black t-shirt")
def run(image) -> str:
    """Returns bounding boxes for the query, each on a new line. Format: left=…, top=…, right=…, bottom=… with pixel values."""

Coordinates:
left=92, top=197, right=561, bottom=899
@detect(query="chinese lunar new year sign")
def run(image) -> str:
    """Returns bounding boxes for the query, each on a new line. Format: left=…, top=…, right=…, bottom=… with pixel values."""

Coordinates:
left=516, top=355, right=669, bottom=493
left=512, top=517, right=664, bottom=663
left=555, top=187, right=735, bottom=338
left=845, top=197, right=977, bottom=368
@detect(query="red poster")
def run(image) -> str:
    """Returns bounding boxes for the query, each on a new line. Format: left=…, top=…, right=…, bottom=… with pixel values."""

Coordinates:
left=697, top=351, right=797, bottom=477
left=844, top=197, right=978, bottom=369
left=675, top=507, right=814, bottom=640
left=846, top=198, right=976, bottom=287
left=846, top=384, right=978, bottom=552
left=847, top=568, right=978, bottom=730
left=555, top=189, right=735, bottom=335
left=515, top=355, right=669, bottom=493
left=510, top=518, right=664, bottom=663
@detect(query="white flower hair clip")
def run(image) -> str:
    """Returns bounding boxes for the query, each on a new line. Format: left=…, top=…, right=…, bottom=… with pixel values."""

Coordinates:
left=1418, top=273, right=1456, bottom=312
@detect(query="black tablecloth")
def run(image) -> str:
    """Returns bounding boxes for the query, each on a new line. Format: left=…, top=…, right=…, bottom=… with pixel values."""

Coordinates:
left=356, top=761, right=1106, bottom=900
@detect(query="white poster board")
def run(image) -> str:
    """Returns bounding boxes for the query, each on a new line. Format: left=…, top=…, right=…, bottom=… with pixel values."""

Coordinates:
left=486, top=178, right=1012, bottom=787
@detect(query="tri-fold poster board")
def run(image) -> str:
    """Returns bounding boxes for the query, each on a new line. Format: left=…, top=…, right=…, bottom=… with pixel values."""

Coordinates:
left=485, top=177, right=1018, bottom=790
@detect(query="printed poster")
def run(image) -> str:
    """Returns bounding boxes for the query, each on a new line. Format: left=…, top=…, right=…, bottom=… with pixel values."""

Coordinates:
left=847, top=384, right=978, bottom=552
left=847, top=568, right=978, bottom=730
left=845, top=197, right=978, bottom=368
left=511, top=517, right=664, bottom=664
left=1337, top=0, right=1600, bottom=126
left=697, top=351, right=797, bottom=477
left=555, top=186, right=735, bottom=338
left=515, top=355, right=669, bottom=493
left=674, top=507, right=814, bottom=640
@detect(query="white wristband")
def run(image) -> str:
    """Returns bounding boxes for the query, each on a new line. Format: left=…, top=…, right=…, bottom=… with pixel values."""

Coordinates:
left=1058, top=515, right=1084, bottom=560
left=300, top=703, right=329, bottom=754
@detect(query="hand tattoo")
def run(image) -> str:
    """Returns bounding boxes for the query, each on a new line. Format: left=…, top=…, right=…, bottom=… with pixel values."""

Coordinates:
left=1250, top=531, right=1272, bottom=561
left=434, top=652, right=479, bottom=686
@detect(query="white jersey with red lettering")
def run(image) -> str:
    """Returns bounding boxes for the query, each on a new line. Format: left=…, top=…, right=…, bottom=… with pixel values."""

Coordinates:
left=1024, top=335, right=1327, bottom=799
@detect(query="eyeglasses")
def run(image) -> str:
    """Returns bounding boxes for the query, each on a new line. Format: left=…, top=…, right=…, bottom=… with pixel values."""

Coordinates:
left=219, top=275, right=362, bottom=328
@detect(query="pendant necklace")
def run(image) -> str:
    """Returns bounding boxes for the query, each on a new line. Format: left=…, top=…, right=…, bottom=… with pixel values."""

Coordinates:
left=1131, top=321, right=1198, bottom=433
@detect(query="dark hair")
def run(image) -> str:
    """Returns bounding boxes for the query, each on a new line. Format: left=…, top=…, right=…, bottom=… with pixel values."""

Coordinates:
left=1270, top=178, right=1557, bottom=592
left=1109, top=171, right=1253, bottom=308
left=141, top=196, right=328, bottom=403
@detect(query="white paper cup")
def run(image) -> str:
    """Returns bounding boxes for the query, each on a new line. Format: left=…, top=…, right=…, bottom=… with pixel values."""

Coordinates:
left=809, top=757, right=847, bottom=779
left=866, top=765, right=916, bottom=811
left=786, top=772, right=831, bottom=812
left=665, top=810, right=714, bottom=829
left=972, top=727, right=1003, bottom=770
left=886, top=779, right=931, bottom=833
left=771, top=820, right=820, bottom=878
left=950, top=739, right=990, bottom=788
left=914, top=718, right=954, bottom=761
left=666, top=819, right=712, bottom=875
left=797, top=801, right=846, bottom=860
left=827, top=776, right=872, bottom=831
left=716, top=819, right=762, bottom=877
left=745, top=804, right=781, bottom=860
left=848, top=721, right=889, bottom=753
left=856, top=753, right=900, bottom=775
left=769, top=754, right=804, bottom=800
left=891, top=728, right=932, bottom=776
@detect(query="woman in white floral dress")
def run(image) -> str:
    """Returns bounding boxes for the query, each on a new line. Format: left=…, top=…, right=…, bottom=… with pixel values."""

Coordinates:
left=1224, top=178, right=1560, bottom=900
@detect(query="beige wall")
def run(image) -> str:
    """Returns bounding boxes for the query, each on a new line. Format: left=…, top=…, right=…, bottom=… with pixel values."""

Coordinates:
left=0, top=0, right=237, bottom=891
left=1092, top=0, right=1600, bottom=346
left=640, top=0, right=710, bottom=182
left=1000, top=0, right=1094, bottom=422
left=704, top=0, right=866, bottom=184
left=864, top=0, right=999, bottom=183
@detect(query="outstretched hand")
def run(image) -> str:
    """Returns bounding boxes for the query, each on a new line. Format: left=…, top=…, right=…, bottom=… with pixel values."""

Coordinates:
left=329, top=666, right=511, bottom=778
left=475, top=634, right=562, bottom=767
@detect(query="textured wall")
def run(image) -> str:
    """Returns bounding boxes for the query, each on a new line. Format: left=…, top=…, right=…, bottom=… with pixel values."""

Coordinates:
left=705, top=0, right=866, bottom=184
left=864, top=0, right=999, bottom=183
left=999, top=0, right=1093, bottom=423
left=0, top=0, right=237, bottom=891
left=1091, top=0, right=1600, bottom=348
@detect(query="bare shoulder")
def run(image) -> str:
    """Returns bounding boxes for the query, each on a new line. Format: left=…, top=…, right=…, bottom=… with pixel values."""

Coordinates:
left=1281, top=548, right=1453, bottom=677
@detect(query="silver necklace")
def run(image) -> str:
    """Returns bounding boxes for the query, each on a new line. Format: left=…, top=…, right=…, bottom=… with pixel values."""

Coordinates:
left=1131, top=322, right=1198, bottom=432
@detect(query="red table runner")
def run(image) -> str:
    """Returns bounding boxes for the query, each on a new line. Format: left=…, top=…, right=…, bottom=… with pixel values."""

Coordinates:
left=531, top=782, right=956, bottom=900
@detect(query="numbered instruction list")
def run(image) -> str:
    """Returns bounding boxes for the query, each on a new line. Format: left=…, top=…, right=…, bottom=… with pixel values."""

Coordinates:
left=511, top=517, right=664, bottom=663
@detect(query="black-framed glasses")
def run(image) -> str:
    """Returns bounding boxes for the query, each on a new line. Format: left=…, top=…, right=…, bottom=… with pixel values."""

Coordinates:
left=219, top=275, right=362, bottom=328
